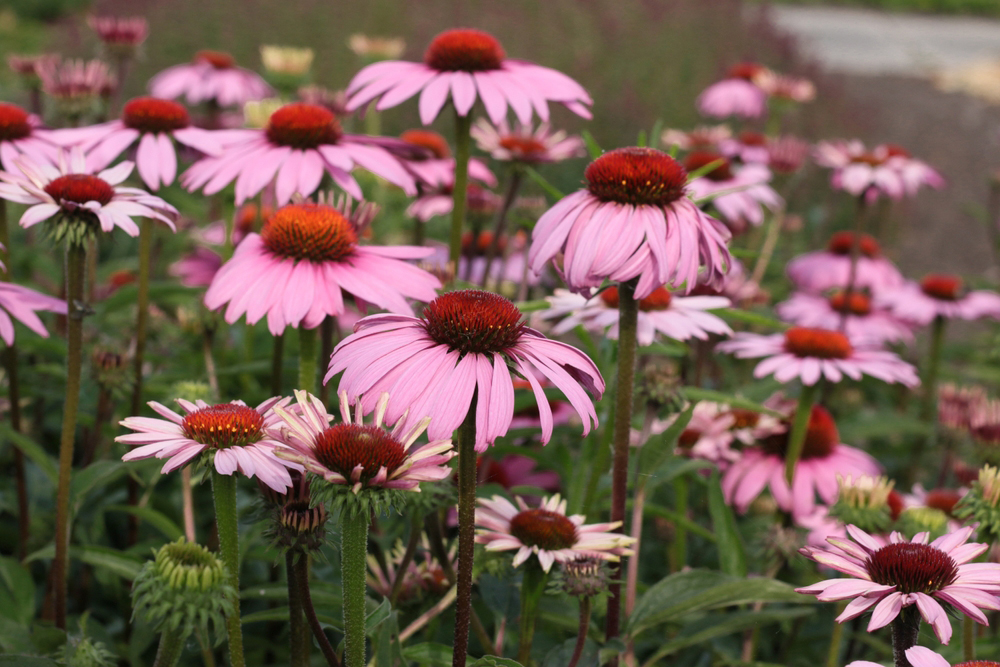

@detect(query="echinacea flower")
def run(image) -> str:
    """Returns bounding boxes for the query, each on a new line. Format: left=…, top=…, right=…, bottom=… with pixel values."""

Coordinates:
left=796, top=524, right=1000, bottom=643
left=57, top=96, right=223, bottom=190
left=814, top=140, right=943, bottom=202
left=723, top=404, right=881, bottom=520
left=478, top=454, right=560, bottom=492
left=877, top=274, right=1000, bottom=326
left=397, top=128, right=496, bottom=190
left=271, top=390, right=455, bottom=494
left=87, top=15, right=149, bottom=54
left=718, top=326, right=919, bottom=386
left=0, top=150, right=177, bottom=237
left=475, top=494, right=634, bottom=571
left=149, top=50, right=273, bottom=108
left=632, top=401, right=743, bottom=467
left=326, top=289, right=604, bottom=450
left=786, top=232, right=904, bottom=294
left=696, top=63, right=770, bottom=119
left=0, top=248, right=68, bottom=344
left=424, top=231, right=540, bottom=288
left=528, top=146, right=732, bottom=298
left=471, top=118, right=585, bottom=164
left=260, top=46, right=314, bottom=77
left=754, top=70, right=816, bottom=103
left=117, top=397, right=297, bottom=492
left=534, top=286, right=732, bottom=345
left=851, top=645, right=1000, bottom=667
left=937, top=383, right=986, bottom=433
left=683, top=150, right=783, bottom=229
left=345, top=28, right=592, bottom=125
left=181, top=102, right=417, bottom=205
left=661, top=125, right=732, bottom=153
left=37, top=58, right=115, bottom=117
left=776, top=290, right=914, bottom=345
left=204, top=200, right=441, bottom=334
left=0, top=102, right=63, bottom=170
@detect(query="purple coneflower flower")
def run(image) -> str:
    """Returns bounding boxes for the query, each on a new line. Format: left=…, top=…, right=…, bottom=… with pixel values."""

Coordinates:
left=683, top=150, right=783, bottom=230
left=471, top=118, right=585, bottom=164
left=0, top=103, right=63, bottom=170
left=149, top=50, right=273, bottom=108
left=877, top=274, right=1000, bottom=326
left=696, top=63, right=770, bottom=119
left=787, top=232, right=904, bottom=294
left=777, top=290, right=914, bottom=346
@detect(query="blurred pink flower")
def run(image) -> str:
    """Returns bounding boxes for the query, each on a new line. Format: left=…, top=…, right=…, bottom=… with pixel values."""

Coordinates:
left=38, top=58, right=115, bottom=104
left=397, top=128, right=496, bottom=189
left=877, top=274, right=1000, bottom=326
left=814, top=140, right=943, bottom=202
left=696, top=63, right=770, bottom=119
left=87, top=15, right=149, bottom=49
left=0, top=103, right=63, bottom=170
left=786, top=232, right=904, bottom=294
left=471, top=118, right=585, bottom=164
left=0, top=250, right=67, bottom=345
left=345, top=28, right=592, bottom=125
left=776, top=290, right=914, bottom=345
left=149, top=50, right=272, bottom=107
left=661, top=125, right=732, bottom=153
left=684, top=151, right=783, bottom=229
left=478, top=454, right=560, bottom=491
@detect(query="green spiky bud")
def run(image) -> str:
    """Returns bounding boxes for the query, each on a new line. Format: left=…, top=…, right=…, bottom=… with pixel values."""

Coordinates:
left=955, top=465, right=1000, bottom=545
left=828, top=474, right=894, bottom=535
left=896, top=507, right=950, bottom=541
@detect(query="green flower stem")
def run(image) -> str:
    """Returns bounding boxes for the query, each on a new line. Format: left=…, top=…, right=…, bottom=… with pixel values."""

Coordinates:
left=341, top=507, right=370, bottom=667
left=390, top=515, right=423, bottom=606
left=606, top=278, right=639, bottom=644
left=826, top=603, right=845, bottom=667
left=841, top=195, right=869, bottom=313
left=669, top=475, right=689, bottom=572
left=784, top=383, right=819, bottom=485
left=963, top=615, right=975, bottom=662
left=211, top=470, right=245, bottom=667
left=319, top=316, right=336, bottom=404
left=298, top=326, right=318, bottom=395
left=920, top=315, right=946, bottom=422
left=52, top=241, right=86, bottom=630
left=566, top=597, right=591, bottom=667
left=0, top=200, right=29, bottom=560
left=479, top=167, right=523, bottom=289
left=516, top=561, right=549, bottom=665
left=287, top=552, right=310, bottom=667
left=152, top=626, right=186, bottom=667
left=298, top=555, right=340, bottom=667
left=890, top=606, right=920, bottom=667
left=131, top=219, right=153, bottom=415
left=448, top=111, right=473, bottom=269
left=270, top=331, right=284, bottom=397
left=452, top=406, right=478, bottom=667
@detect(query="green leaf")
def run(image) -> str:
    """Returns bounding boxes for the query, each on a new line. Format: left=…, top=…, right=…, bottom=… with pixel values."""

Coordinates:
left=706, top=471, right=747, bottom=577
left=404, top=643, right=469, bottom=667
left=104, top=504, right=183, bottom=541
left=71, top=460, right=128, bottom=511
left=0, top=423, right=57, bottom=484
left=637, top=405, right=694, bottom=492
left=0, top=657, right=61, bottom=667
left=25, top=544, right=142, bottom=581
left=625, top=570, right=809, bottom=637
left=365, top=598, right=391, bottom=634
left=470, top=657, right=524, bottom=667
left=581, top=130, right=602, bottom=159
left=523, top=166, right=565, bottom=200
left=640, top=502, right=716, bottom=542
left=682, top=388, right=785, bottom=417
left=0, top=557, right=35, bottom=624
left=716, top=308, right=787, bottom=330
left=241, top=606, right=340, bottom=628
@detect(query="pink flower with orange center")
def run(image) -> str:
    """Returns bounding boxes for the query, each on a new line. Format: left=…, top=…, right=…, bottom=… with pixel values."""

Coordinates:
left=471, top=118, right=585, bottom=164
left=777, top=290, right=914, bottom=346
left=0, top=103, right=63, bottom=171
left=786, top=231, right=904, bottom=294
left=814, top=140, right=943, bottom=202
left=0, top=243, right=67, bottom=344
left=396, top=128, right=496, bottom=189
left=87, top=15, right=149, bottom=50
left=345, top=28, right=592, bottom=125
left=683, top=150, right=783, bottom=229
left=877, top=274, right=1000, bottom=326
left=149, top=50, right=273, bottom=107
left=528, top=146, right=732, bottom=298
left=696, top=63, right=770, bottom=119
left=718, top=326, right=919, bottom=386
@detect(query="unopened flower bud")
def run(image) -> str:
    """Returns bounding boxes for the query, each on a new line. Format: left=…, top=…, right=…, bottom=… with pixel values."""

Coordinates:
left=955, top=465, right=1000, bottom=545
left=559, top=558, right=610, bottom=598
left=896, top=506, right=950, bottom=541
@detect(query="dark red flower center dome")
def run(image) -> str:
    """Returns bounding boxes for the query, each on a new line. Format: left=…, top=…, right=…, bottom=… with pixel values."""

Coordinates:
left=266, top=103, right=342, bottom=149
left=313, top=423, right=407, bottom=484
left=683, top=150, right=733, bottom=182
left=829, top=290, right=872, bottom=316
left=122, top=97, right=190, bottom=133
left=510, top=508, right=578, bottom=550
left=784, top=327, right=853, bottom=360
left=401, top=129, right=451, bottom=159
left=727, top=63, right=767, bottom=81
left=866, top=542, right=958, bottom=594
left=0, top=103, right=32, bottom=142
left=44, top=174, right=115, bottom=207
left=728, top=409, right=760, bottom=429
left=462, top=230, right=506, bottom=256
left=261, top=203, right=357, bottom=263
left=601, top=285, right=673, bottom=311
left=195, top=50, right=236, bottom=69
left=499, top=135, right=547, bottom=159
left=739, top=131, right=767, bottom=147
left=761, top=404, right=838, bottom=460
left=827, top=231, right=881, bottom=258
left=585, top=147, right=688, bottom=207
left=921, top=274, right=963, bottom=301
left=924, top=489, right=962, bottom=516
left=424, top=29, right=506, bottom=72
left=423, top=289, right=525, bottom=355
left=182, top=404, right=264, bottom=449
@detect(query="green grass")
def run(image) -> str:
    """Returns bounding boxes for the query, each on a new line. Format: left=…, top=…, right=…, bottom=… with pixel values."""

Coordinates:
left=755, top=0, right=1000, bottom=17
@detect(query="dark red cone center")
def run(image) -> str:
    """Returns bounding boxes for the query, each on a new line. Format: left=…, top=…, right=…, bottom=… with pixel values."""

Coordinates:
left=401, top=129, right=451, bottom=159
left=784, top=326, right=852, bottom=360
left=265, top=103, right=342, bottom=149
left=0, top=103, right=32, bottom=141
left=423, top=290, right=525, bottom=354
left=122, top=97, right=190, bottom=133
left=585, top=147, right=688, bottom=207
left=827, top=231, right=881, bottom=258
left=182, top=403, right=264, bottom=449
left=761, top=404, right=839, bottom=460
left=260, top=203, right=357, bottom=263
left=313, top=423, right=407, bottom=483
left=195, top=50, right=236, bottom=69
left=866, top=542, right=958, bottom=594
left=424, top=29, right=505, bottom=72
left=509, top=508, right=578, bottom=550
left=829, top=290, right=872, bottom=316
left=921, top=274, right=963, bottom=301
left=44, top=174, right=115, bottom=207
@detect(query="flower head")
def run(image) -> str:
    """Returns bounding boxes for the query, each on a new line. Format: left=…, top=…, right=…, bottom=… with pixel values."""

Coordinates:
left=718, top=326, right=919, bottom=386
left=87, top=16, right=149, bottom=57
left=348, top=35, right=406, bottom=61
left=345, top=28, right=592, bottom=125
left=814, top=140, right=943, bottom=202
left=683, top=150, right=783, bottom=230
left=475, top=494, right=634, bottom=572
left=326, top=289, right=604, bottom=450
left=787, top=231, right=904, bottom=294
left=471, top=118, right=585, bottom=164
left=777, top=290, right=914, bottom=346
left=38, top=58, right=114, bottom=119
left=0, top=102, right=64, bottom=171
left=796, top=524, right=1000, bottom=644
left=149, top=50, right=273, bottom=107
left=260, top=46, right=314, bottom=77
left=696, top=63, right=770, bottom=119
left=204, top=199, right=440, bottom=334
left=0, top=252, right=67, bottom=344
left=529, top=147, right=732, bottom=298
left=938, top=383, right=986, bottom=433
left=272, top=390, right=454, bottom=494
left=118, top=396, right=297, bottom=492
left=877, top=275, right=1000, bottom=326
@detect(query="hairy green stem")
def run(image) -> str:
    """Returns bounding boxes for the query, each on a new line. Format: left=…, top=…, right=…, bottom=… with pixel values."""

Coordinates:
left=131, top=219, right=153, bottom=414
left=670, top=476, right=689, bottom=571
left=516, top=562, right=548, bottom=665
left=212, top=470, right=245, bottom=667
left=270, top=331, right=284, bottom=397
left=287, top=552, right=310, bottom=667
left=298, top=326, right=318, bottom=395
left=891, top=607, right=920, bottom=667
left=911, top=316, right=946, bottom=484
left=606, top=279, right=638, bottom=646
left=298, top=555, right=340, bottom=667
left=479, top=168, right=523, bottom=289
left=567, top=598, right=591, bottom=667
left=826, top=604, right=845, bottom=667
left=341, top=508, right=370, bottom=667
left=152, top=626, right=186, bottom=667
left=452, top=406, right=478, bottom=667
left=319, top=316, right=336, bottom=404
left=448, top=112, right=473, bottom=269
left=53, top=241, right=86, bottom=630
left=784, top=383, right=819, bottom=484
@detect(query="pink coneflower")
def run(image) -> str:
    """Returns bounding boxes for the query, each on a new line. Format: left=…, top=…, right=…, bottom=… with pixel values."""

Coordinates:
left=886, top=645, right=1000, bottom=667
left=87, top=15, right=149, bottom=52
left=182, top=102, right=417, bottom=205
left=534, top=286, right=732, bottom=345
left=0, top=150, right=177, bottom=236
left=478, top=454, right=560, bottom=492
left=408, top=182, right=500, bottom=223
left=754, top=70, right=816, bottom=103
left=877, top=274, right=1000, bottom=326
left=696, top=63, right=770, bottom=119
left=398, top=129, right=496, bottom=190
left=149, top=50, right=273, bottom=108
left=59, top=97, right=223, bottom=190
left=38, top=58, right=115, bottom=111
left=0, top=103, right=63, bottom=171
left=723, top=405, right=881, bottom=520
left=766, top=135, right=811, bottom=174
left=529, top=146, right=732, bottom=298
left=796, top=524, right=1000, bottom=643
left=938, top=383, right=986, bottom=432
left=326, top=289, right=604, bottom=450
left=0, top=253, right=68, bottom=345
left=814, top=140, right=943, bottom=202
left=424, top=231, right=539, bottom=287
left=271, top=390, right=454, bottom=494
left=661, top=125, right=732, bottom=153
left=684, top=151, right=783, bottom=230
left=718, top=131, right=770, bottom=165
left=117, top=397, right=297, bottom=492
left=345, top=28, right=592, bottom=125
left=718, top=326, right=919, bottom=386
left=786, top=232, right=904, bottom=294
left=475, top=494, right=634, bottom=572
left=776, top=291, right=914, bottom=345
left=634, top=401, right=742, bottom=467
left=204, top=201, right=440, bottom=334
left=471, top=118, right=585, bottom=164
left=7, top=53, right=61, bottom=81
